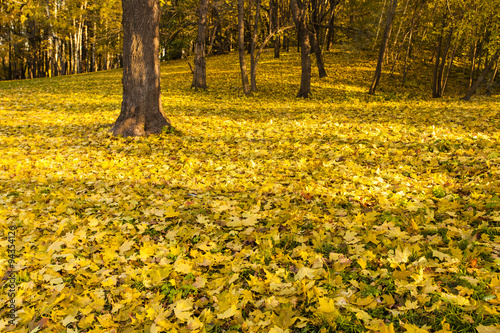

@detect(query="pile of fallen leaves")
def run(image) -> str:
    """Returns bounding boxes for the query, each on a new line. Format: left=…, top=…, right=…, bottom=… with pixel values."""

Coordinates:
left=0, top=49, right=499, bottom=333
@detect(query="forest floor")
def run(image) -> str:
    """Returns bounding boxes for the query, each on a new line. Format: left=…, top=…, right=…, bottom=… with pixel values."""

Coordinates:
left=0, top=48, right=500, bottom=333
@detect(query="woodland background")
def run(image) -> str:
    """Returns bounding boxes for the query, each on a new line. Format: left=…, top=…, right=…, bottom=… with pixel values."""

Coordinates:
left=1, top=0, right=499, bottom=99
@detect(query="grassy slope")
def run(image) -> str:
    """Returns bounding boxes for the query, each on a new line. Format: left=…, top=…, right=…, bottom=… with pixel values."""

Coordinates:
left=0, top=49, right=499, bottom=333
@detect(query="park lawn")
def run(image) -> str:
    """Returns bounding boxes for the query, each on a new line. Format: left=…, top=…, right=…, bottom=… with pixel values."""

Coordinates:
left=0, top=49, right=500, bottom=332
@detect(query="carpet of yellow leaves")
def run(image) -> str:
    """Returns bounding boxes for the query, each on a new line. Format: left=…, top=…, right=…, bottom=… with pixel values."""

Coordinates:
left=0, top=49, right=499, bottom=332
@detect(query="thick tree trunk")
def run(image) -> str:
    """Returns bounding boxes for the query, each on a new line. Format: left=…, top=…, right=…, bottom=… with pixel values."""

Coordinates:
left=463, top=50, right=500, bottom=101
left=192, top=0, right=208, bottom=89
left=368, top=0, right=397, bottom=95
left=238, top=0, right=250, bottom=95
left=290, top=0, right=311, bottom=98
left=111, top=0, right=170, bottom=137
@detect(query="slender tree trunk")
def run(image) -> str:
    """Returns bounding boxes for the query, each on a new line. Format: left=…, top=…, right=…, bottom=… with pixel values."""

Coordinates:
left=82, top=20, right=88, bottom=73
left=433, top=27, right=453, bottom=97
left=192, top=0, right=208, bottom=89
left=324, top=1, right=338, bottom=51
left=290, top=0, right=311, bottom=98
left=61, top=41, right=66, bottom=75
left=238, top=0, right=250, bottom=95
left=369, top=0, right=398, bottom=95
left=310, top=31, right=327, bottom=78
left=111, top=0, right=170, bottom=136
left=469, top=37, right=478, bottom=88
left=310, top=0, right=327, bottom=78
left=373, top=0, right=388, bottom=50
left=402, top=0, right=426, bottom=85
left=207, top=8, right=219, bottom=56
left=486, top=58, right=499, bottom=95
left=463, top=50, right=500, bottom=101
left=250, top=0, right=261, bottom=92
left=442, top=32, right=461, bottom=95
left=431, top=15, right=453, bottom=98
left=284, top=35, right=289, bottom=52
left=8, top=31, right=12, bottom=80
left=391, top=0, right=409, bottom=60
left=91, top=22, right=96, bottom=72
left=270, top=0, right=280, bottom=58
left=432, top=25, right=444, bottom=98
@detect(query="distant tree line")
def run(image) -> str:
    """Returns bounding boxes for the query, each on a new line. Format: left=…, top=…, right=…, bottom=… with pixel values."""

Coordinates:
left=1, top=0, right=499, bottom=99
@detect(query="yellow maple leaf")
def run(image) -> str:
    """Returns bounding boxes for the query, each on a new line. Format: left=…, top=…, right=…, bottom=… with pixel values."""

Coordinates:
left=173, top=299, right=193, bottom=322
left=173, top=258, right=193, bottom=274
left=217, top=305, right=238, bottom=319
left=295, top=267, right=317, bottom=281
left=476, top=325, right=500, bottom=333
left=316, top=297, right=338, bottom=315
left=62, top=315, right=76, bottom=327
left=403, top=323, right=430, bottom=333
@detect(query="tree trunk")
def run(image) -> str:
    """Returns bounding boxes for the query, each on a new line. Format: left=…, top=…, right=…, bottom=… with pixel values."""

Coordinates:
left=111, top=0, right=170, bottom=137
left=391, top=0, right=409, bottom=60
left=431, top=16, right=452, bottom=98
left=270, top=0, right=280, bottom=58
left=469, top=37, right=478, bottom=88
left=373, top=0, right=388, bottom=50
left=368, top=0, right=397, bottom=95
left=238, top=0, right=250, bottom=95
left=310, top=31, right=327, bottom=78
left=290, top=0, right=311, bottom=98
left=250, top=0, right=261, bottom=92
left=91, top=22, right=96, bottom=72
left=192, top=0, right=208, bottom=89
left=324, top=1, right=338, bottom=51
left=207, top=8, right=219, bottom=57
left=442, top=32, right=461, bottom=96
left=463, top=50, right=500, bottom=101
left=402, top=0, right=426, bottom=85
left=486, top=58, right=499, bottom=95
left=8, top=31, right=12, bottom=80
left=310, top=0, right=327, bottom=78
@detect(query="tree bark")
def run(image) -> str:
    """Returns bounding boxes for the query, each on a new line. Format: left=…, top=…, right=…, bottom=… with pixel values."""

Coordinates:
left=238, top=0, right=250, bottom=95
left=373, top=0, right=388, bottom=50
left=324, top=0, right=339, bottom=51
left=486, top=58, right=499, bottom=95
left=463, top=50, right=500, bottom=101
left=270, top=0, right=280, bottom=58
left=431, top=16, right=452, bottom=98
left=250, top=0, right=261, bottom=92
left=310, top=0, right=327, bottom=78
left=310, top=31, right=327, bottom=78
left=111, top=0, right=170, bottom=137
left=8, top=31, right=12, bottom=80
left=290, top=0, right=311, bottom=98
left=368, top=0, right=397, bottom=95
left=192, top=0, right=208, bottom=89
